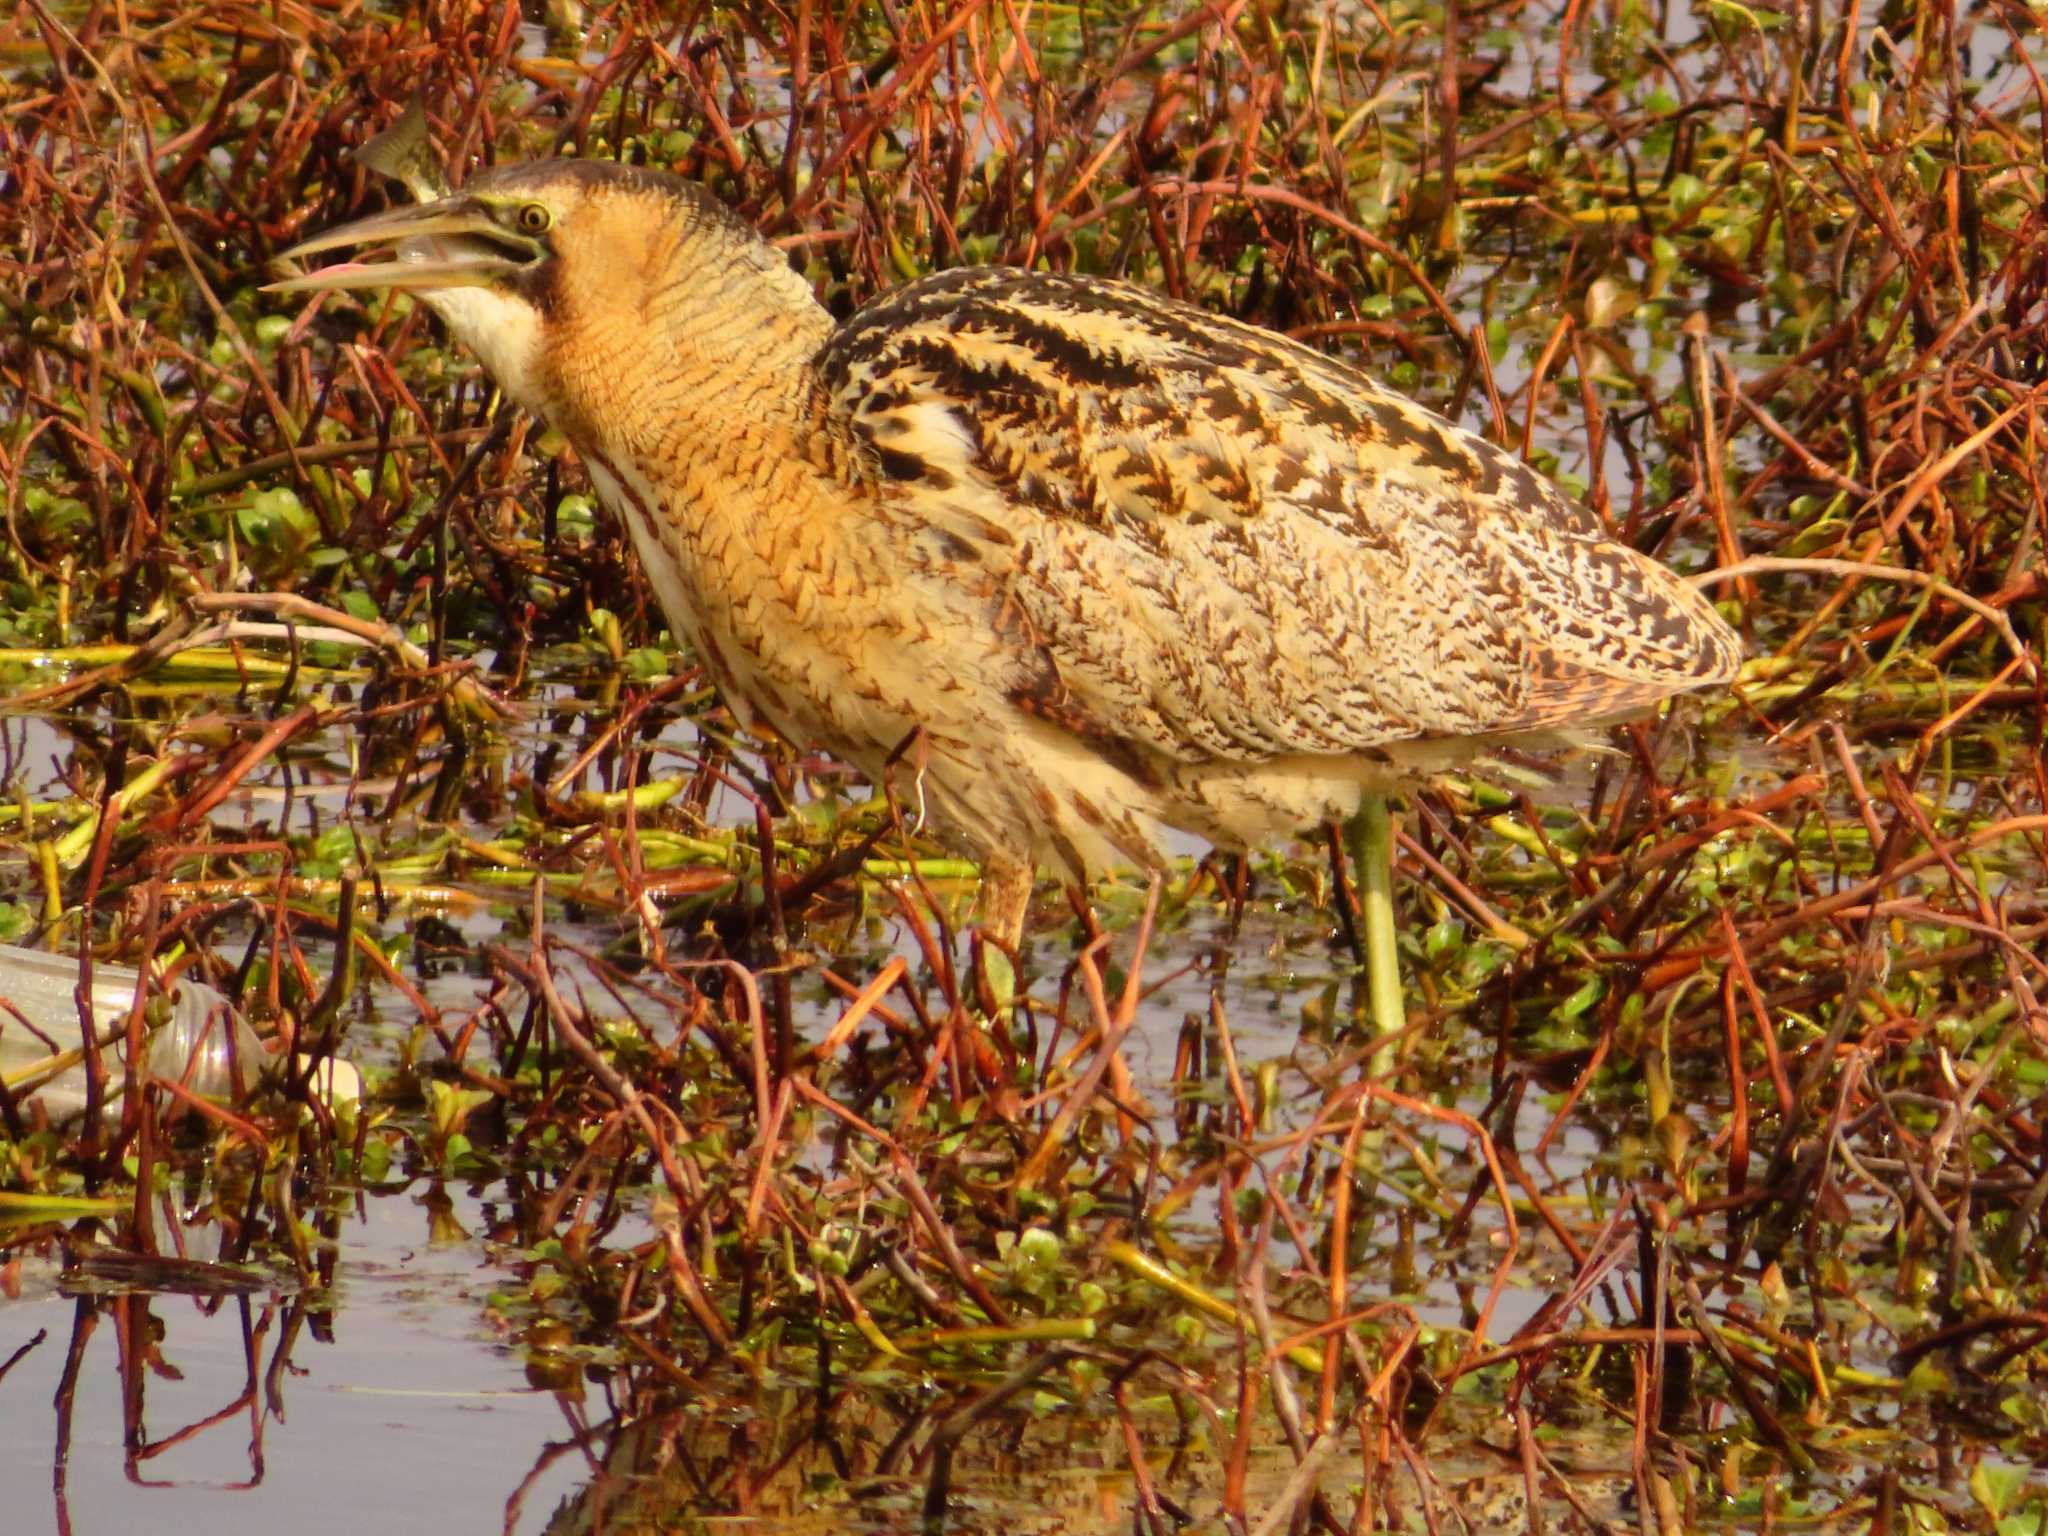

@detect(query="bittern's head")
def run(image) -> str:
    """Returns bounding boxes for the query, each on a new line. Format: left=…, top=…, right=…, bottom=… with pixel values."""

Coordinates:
left=272, top=160, right=825, bottom=433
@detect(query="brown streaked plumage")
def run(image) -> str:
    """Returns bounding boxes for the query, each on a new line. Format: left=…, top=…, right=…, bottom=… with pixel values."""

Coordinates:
left=273, top=159, right=1740, bottom=950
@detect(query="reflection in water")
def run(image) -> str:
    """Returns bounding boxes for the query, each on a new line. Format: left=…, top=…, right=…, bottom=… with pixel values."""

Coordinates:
left=2, top=1189, right=580, bottom=1536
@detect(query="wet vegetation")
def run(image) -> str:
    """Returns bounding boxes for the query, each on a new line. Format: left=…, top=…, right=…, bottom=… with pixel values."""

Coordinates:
left=3, top=1, right=2047, bottom=1531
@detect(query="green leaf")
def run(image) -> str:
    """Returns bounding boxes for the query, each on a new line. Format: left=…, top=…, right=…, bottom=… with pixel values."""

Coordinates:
left=1555, top=974, right=1605, bottom=1021
left=1972, top=1460, right=2027, bottom=1519
left=1667, top=173, right=1709, bottom=219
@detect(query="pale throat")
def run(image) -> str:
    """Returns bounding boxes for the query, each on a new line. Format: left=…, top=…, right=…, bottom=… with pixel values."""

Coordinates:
left=416, top=285, right=549, bottom=414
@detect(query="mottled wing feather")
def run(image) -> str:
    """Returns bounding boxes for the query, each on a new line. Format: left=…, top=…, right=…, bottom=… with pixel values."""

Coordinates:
left=816, top=268, right=1737, bottom=766
left=1488, top=521, right=1743, bottom=730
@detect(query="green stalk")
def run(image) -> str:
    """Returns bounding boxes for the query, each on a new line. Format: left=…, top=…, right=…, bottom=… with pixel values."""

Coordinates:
left=1347, top=793, right=1406, bottom=1057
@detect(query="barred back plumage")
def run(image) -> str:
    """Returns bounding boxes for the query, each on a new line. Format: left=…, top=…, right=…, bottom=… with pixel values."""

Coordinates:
left=820, top=267, right=1738, bottom=749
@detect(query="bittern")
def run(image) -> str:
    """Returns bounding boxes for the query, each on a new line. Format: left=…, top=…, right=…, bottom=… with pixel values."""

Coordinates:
left=274, top=159, right=1739, bottom=1037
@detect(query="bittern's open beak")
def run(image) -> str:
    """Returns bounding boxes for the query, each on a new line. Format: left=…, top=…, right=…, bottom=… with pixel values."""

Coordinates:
left=266, top=200, right=538, bottom=295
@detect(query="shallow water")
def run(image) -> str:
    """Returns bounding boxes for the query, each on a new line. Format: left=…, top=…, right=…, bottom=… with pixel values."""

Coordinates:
left=2, top=1190, right=583, bottom=1535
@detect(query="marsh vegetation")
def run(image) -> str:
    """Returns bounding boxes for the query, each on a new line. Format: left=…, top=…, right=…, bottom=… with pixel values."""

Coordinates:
left=2, top=2, right=2046, bottom=1531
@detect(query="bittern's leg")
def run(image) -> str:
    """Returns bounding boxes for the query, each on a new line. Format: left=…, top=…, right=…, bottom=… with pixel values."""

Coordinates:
left=978, top=850, right=1035, bottom=951
left=1344, top=792, right=1406, bottom=1047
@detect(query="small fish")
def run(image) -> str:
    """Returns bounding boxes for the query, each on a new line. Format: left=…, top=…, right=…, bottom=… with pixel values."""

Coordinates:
left=353, top=100, right=449, bottom=204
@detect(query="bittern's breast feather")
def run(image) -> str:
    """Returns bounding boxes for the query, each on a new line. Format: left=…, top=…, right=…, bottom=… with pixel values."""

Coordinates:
left=816, top=268, right=1738, bottom=768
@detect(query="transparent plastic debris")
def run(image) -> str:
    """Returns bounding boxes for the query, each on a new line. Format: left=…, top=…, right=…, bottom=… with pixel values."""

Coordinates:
left=0, top=948, right=360, bottom=1124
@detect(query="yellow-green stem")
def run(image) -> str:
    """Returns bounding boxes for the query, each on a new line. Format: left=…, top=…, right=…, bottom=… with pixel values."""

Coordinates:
left=1347, top=793, right=1406, bottom=1055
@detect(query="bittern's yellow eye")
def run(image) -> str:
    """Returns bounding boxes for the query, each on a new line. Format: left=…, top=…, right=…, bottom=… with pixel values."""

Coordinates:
left=514, top=202, right=552, bottom=235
